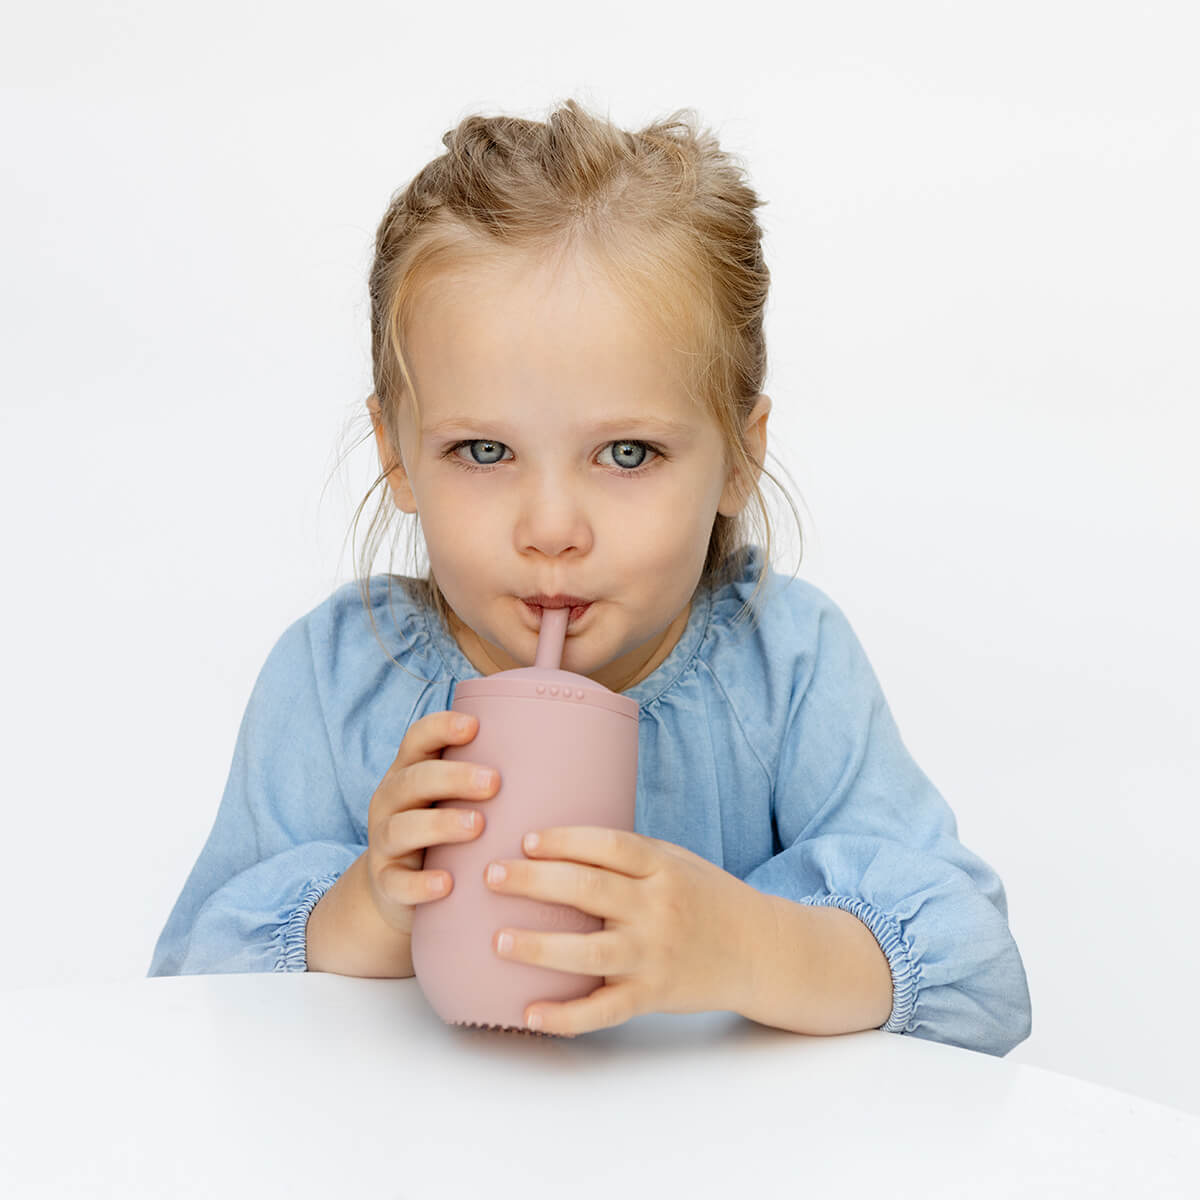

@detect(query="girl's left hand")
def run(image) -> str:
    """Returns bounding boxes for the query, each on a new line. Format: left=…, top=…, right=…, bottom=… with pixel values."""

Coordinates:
left=483, top=826, right=761, bottom=1036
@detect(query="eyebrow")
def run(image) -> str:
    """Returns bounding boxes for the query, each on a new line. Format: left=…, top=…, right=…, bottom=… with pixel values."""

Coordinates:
left=424, top=416, right=694, bottom=438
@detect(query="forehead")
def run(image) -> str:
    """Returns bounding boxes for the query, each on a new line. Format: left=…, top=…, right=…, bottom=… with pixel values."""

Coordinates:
left=405, top=248, right=694, bottom=416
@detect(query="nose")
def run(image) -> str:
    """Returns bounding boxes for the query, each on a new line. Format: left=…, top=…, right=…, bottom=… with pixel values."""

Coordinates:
left=512, top=469, right=594, bottom=559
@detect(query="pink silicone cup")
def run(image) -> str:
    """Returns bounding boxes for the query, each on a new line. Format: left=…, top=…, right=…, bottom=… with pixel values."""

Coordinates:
left=410, top=604, right=639, bottom=1033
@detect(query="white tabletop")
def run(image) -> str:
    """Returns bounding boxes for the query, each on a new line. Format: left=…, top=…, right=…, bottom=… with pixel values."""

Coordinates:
left=1, top=973, right=1197, bottom=1198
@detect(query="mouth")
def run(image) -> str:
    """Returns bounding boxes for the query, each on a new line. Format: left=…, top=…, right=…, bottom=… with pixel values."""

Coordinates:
left=521, top=594, right=593, bottom=625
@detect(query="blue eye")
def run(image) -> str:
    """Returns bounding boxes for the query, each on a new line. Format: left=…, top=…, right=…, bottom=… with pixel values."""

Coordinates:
left=605, top=441, right=650, bottom=470
left=458, top=439, right=508, bottom=466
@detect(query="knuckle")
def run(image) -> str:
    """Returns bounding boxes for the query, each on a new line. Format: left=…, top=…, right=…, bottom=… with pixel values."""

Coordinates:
left=394, top=728, right=420, bottom=763
left=384, top=810, right=409, bottom=854
left=583, top=936, right=608, bottom=975
left=406, top=759, right=442, bottom=800
left=366, top=807, right=385, bottom=845
left=380, top=763, right=413, bottom=807
left=368, top=774, right=392, bottom=817
left=594, top=1000, right=618, bottom=1031
left=662, top=890, right=688, bottom=930
left=579, top=867, right=603, bottom=900
left=376, top=864, right=406, bottom=902
left=620, top=991, right=640, bottom=1024
left=402, top=757, right=429, bottom=789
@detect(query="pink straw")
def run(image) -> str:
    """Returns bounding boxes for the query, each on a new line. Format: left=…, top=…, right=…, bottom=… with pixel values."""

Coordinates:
left=533, top=606, right=569, bottom=670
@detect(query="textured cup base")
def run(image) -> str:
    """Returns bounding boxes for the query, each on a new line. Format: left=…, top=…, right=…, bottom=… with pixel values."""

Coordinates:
left=451, top=1019, right=557, bottom=1037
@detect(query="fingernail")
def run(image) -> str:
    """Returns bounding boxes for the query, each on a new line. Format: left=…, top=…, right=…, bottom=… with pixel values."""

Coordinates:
left=455, top=714, right=472, bottom=732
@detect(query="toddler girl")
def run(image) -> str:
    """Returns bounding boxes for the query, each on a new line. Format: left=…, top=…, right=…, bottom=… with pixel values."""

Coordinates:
left=149, top=99, right=1031, bottom=1054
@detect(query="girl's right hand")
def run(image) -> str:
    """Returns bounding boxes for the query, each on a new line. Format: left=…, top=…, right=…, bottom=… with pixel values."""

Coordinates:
left=364, top=710, right=499, bottom=938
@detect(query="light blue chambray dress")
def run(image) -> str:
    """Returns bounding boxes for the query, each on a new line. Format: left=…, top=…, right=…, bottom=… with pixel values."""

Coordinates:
left=149, top=546, right=1032, bottom=1056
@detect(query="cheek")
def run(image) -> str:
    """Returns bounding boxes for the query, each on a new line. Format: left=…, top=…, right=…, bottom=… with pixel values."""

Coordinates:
left=618, top=493, right=713, bottom=552
left=413, top=495, right=481, bottom=573
left=413, top=479, right=477, bottom=533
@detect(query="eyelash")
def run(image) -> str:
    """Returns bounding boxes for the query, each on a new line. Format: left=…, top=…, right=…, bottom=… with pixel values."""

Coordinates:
left=442, top=439, right=665, bottom=478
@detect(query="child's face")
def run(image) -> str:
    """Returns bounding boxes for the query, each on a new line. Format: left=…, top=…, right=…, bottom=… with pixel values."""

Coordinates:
left=373, top=247, right=769, bottom=691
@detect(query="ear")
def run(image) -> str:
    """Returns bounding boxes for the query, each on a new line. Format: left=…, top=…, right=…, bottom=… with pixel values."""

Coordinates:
left=718, top=393, right=771, bottom=517
left=366, top=392, right=418, bottom=514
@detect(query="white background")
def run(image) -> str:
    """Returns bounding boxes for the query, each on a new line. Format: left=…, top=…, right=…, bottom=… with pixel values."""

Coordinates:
left=1, top=0, right=1196, bottom=1115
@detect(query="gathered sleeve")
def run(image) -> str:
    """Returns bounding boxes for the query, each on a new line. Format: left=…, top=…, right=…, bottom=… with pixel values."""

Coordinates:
left=742, top=599, right=1032, bottom=1057
left=147, top=615, right=366, bottom=976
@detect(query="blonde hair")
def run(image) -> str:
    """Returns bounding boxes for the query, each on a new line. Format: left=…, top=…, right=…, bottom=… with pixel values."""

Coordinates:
left=344, top=97, right=804, bottom=670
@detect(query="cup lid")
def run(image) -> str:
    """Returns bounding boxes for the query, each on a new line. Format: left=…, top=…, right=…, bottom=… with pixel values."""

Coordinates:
left=453, top=666, right=638, bottom=720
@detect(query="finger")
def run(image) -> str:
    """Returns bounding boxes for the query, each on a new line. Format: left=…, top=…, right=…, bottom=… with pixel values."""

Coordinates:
left=399, top=757, right=499, bottom=808
left=493, top=926, right=633, bottom=979
left=485, top=858, right=633, bottom=921
left=374, top=758, right=499, bottom=829
left=520, top=982, right=639, bottom=1038
left=520, top=826, right=659, bottom=879
left=377, top=860, right=455, bottom=907
left=380, top=805, right=482, bottom=858
left=394, top=709, right=480, bottom=769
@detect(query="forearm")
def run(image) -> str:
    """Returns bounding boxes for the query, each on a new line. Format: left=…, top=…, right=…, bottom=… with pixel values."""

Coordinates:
left=305, top=851, right=414, bottom=978
left=737, top=890, right=893, bottom=1035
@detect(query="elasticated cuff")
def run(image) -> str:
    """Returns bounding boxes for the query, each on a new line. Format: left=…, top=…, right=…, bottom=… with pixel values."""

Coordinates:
left=275, top=873, right=344, bottom=972
left=799, top=893, right=921, bottom=1034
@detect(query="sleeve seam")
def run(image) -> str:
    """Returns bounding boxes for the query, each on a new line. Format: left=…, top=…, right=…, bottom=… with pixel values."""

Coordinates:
left=695, top=658, right=774, bottom=801
left=784, top=605, right=890, bottom=847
